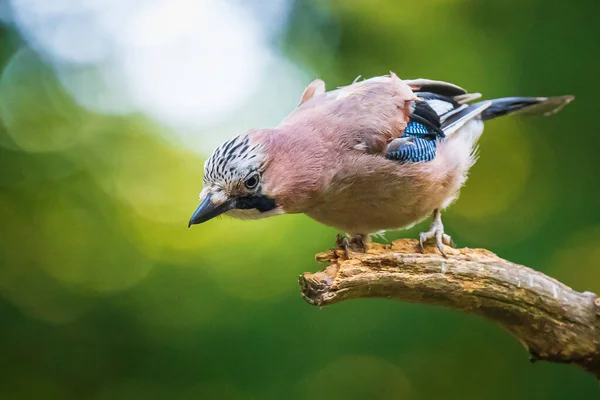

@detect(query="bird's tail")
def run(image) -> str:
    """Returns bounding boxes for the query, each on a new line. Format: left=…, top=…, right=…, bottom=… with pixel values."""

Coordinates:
left=479, top=95, right=575, bottom=121
left=440, top=94, right=574, bottom=136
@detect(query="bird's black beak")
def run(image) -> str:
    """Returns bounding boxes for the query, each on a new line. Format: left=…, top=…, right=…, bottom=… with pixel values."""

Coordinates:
left=188, top=194, right=234, bottom=227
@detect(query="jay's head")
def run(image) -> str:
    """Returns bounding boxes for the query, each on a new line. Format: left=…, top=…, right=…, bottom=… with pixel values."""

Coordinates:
left=188, top=131, right=281, bottom=227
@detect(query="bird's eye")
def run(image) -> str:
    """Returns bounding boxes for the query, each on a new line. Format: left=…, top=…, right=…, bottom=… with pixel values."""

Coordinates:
left=244, top=174, right=259, bottom=190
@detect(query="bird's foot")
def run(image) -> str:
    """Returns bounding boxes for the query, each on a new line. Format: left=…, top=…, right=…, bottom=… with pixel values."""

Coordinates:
left=419, top=210, right=454, bottom=258
left=335, top=234, right=368, bottom=257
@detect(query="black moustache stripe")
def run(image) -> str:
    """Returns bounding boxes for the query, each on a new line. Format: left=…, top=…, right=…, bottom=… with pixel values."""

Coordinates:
left=234, top=195, right=277, bottom=212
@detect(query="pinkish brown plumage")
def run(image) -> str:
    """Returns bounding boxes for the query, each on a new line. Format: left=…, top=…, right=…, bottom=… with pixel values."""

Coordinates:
left=189, top=73, right=574, bottom=256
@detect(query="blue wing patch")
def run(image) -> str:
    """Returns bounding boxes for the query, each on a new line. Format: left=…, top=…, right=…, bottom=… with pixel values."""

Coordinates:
left=385, top=121, right=438, bottom=163
left=386, top=136, right=437, bottom=163
left=403, top=121, right=432, bottom=137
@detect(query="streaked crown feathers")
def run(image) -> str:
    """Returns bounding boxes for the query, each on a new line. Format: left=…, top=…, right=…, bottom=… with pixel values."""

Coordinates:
left=203, top=133, right=266, bottom=188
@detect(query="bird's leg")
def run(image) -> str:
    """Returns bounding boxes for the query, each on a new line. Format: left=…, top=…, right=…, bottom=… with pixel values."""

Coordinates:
left=335, top=233, right=369, bottom=257
left=419, top=209, right=454, bottom=258
left=349, top=234, right=369, bottom=253
left=335, top=234, right=350, bottom=254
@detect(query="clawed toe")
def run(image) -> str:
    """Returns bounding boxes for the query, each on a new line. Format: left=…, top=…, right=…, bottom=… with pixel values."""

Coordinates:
left=418, top=232, right=429, bottom=253
left=419, top=229, right=453, bottom=258
left=334, top=233, right=368, bottom=257
left=335, top=233, right=348, bottom=250
left=349, top=234, right=368, bottom=253
left=418, top=209, right=454, bottom=258
left=443, top=234, right=455, bottom=248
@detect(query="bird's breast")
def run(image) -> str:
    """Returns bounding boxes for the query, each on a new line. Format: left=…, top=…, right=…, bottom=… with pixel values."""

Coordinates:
left=302, top=153, right=463, bottom=234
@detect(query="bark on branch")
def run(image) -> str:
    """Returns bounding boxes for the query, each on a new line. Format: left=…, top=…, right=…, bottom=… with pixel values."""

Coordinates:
left=299, top=239, right=600, bottom=377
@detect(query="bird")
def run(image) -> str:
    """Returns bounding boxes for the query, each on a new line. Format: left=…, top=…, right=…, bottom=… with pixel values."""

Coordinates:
left=188, top=73, right=573, bottom=256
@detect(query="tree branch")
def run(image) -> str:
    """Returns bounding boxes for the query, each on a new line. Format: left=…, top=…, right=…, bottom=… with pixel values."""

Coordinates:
left=299, top=239, right=600, bottom=378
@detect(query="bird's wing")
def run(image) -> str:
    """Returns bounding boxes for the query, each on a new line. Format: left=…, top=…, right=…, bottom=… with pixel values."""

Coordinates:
left=290, top=75, right=488, bottom=163
left=283, top=73, right=416, bottom=155
left=404, top=78, right=468, bottom=97
left=385, top=82, right=490, bottom=163
left=441, top=101, right=492, bottom=135
left=409, top=87, right=490, bottom=136
left=384, top=98, right=443, bottom=163
left=406, top=78, right=484, bottom=132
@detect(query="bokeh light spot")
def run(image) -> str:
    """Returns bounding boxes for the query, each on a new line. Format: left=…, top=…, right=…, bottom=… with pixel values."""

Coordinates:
left=34, top=180, right=153, bottom=293
left=0, top=48, right=97, bottom=152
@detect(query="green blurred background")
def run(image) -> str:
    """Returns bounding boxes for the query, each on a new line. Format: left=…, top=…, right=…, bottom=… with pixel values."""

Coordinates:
left=1, top=0, right=599, bottom=398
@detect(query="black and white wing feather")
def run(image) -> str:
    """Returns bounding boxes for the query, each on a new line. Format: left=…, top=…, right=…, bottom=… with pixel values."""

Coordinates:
left=386, top=80, right=485, bottom=164
left=385, top=78, right=572, bottom=164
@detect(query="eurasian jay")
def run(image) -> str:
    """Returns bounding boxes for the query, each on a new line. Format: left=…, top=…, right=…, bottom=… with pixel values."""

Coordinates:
left=189, top=73, right=573, bottom=256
